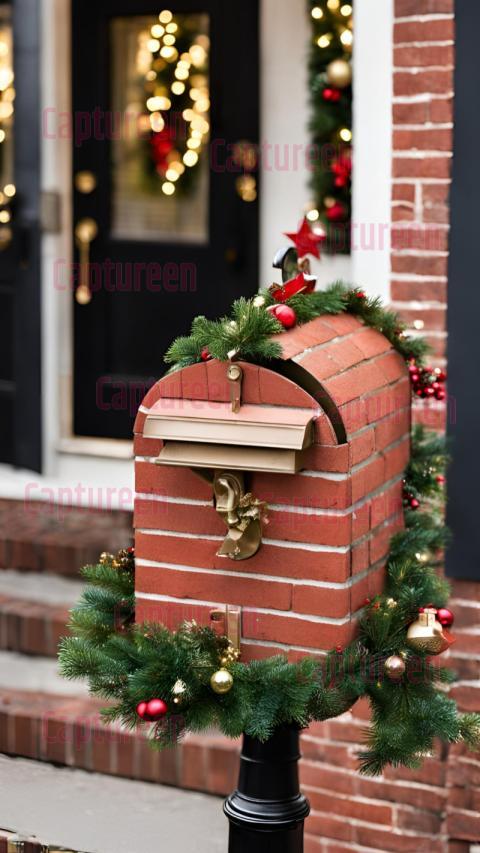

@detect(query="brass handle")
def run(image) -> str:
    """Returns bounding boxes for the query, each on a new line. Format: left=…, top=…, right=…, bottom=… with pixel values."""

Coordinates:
left=0, top=224, right=12, bottom=251
left=75, top=170, right=97, bottom=194
left=74, top=217, right=98, bottom=304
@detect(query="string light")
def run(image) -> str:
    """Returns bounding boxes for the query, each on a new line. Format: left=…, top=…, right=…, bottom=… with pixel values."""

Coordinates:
left=341, top=3, right=353, bottom=14
left=413, top=319, right=425, bottom=330
left=307, top=209, right=320, bottom=222
left=339, top=127, right=352, bottom=142
left=311, top=6, right=323, bottom=18
left=183, top=150, right=199, bottom=167
left=147, top=38, right=161, bottom=53
left=163, top=34, right=176, bottom=46
left=151, top=24, right=164, bottom=37
left=327, top=0, right=340, bottom=8
left=0, top=210, right=10, bottom=223
left=149, top=112, right=165, bottom=132
left=340, top=29, right=353, bottom=46
left=4, top=184, right=15, bottom=198
left=0, top=130, right=4, bottom=143
left=317, top=34, right=332, bottom=48
left=162, top=181, right=175, bottom=195
left=146, top=95, right=171, bottom=111
left=159, top=10, right=173, bottom=24
left=171, top=81, right=185, bottom=95
left=160, top=45, right=177, bottom=61
left=166, top=22, right=177, bottom=33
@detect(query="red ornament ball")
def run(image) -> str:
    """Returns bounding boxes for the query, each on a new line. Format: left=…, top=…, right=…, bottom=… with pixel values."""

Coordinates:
left=137, top=698, right=168, bottom=722
left=323, top=87, right=341, bottom=103
left=270, top=304, right=297, bottom=329
left=325, top=202, right=347, bottom=222
left=201, top=347, right=211, bottom=362
left=146, top=698, right=168, bottom=720
left=436, top=607, right=454, bottom=628
left=436, top=474, right=446, bottom=485
left=410, top=498, right=420, bottom=510
left=136, top=701, right=148, bottom=720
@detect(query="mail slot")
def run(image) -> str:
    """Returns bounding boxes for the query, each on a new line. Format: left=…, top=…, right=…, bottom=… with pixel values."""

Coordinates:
left=134, top=314, right=411, bottom=659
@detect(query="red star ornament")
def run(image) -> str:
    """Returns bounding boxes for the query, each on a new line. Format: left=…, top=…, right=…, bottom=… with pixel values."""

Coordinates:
left=284, top=217, right=325, bottom=260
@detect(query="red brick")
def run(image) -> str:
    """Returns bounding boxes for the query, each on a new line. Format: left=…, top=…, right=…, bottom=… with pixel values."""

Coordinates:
left=392, top=253, right=448, bottom=278
left=392, top=183, right=416, bottom=203
left=394, top=19, right=454, bottom=43
left=137, top=565, right=293, bottom=612
left=303, top=443, right=349, bottom=473
left=135, top=461, right=213, bottom=501
left=393, top=156, right=452, bottom=180
left=349, top=429, right=376, bottom=466
left=375, top=409, right=410, bottom=451
left=431, top=97, right=454, bottom=122
left=242, top=611, right=357, bottom=650
left=252, top=471, right=352, bottom=510
left=394, top=43, right=454, bottom=67
left=392, top=204, right=415, bottom=223
left=447, top=810, right=480, bottom=842
left=305, top=789, right=393, bottom=825
left=324, top=361, right=388, bottom=407
left=292, top=585, right=350, bottom=619
left=391, top=225, right=449, bottom=252
left=258, top=369, right=317, bottom=409
left=351, top=456, right=385, bottom=503
left=136, top=531, right=352, bottom=583
left=391, top=279, right=447, bottom=303
left=394, top=128, right=453, bottom=152
left=356, top=825, right=443, bottom=852
left=395, top=0, right=453, bottom=12
left=133, top=435, right=162, bottom=457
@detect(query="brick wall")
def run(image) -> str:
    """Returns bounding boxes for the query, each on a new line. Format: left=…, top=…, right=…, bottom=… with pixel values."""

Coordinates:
left=293, top=2, right=478, bottom=851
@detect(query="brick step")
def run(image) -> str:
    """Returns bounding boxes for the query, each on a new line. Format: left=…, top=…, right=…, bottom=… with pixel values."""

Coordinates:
left=0, top=686, right=240, bottom=796
left=0, top=499, right=132, bottom=578
left=0, top=570, right=83, bottom=657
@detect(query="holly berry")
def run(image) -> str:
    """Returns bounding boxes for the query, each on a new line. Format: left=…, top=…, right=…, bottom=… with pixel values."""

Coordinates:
left=410, top=498, right=420, bottom=510
left=201, top=347, right=211, bottom=362
left=436, top=474, right=446, bottom=485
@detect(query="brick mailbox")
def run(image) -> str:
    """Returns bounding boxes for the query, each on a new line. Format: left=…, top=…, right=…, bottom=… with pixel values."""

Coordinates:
left=133, top=313, right=410, bottom=660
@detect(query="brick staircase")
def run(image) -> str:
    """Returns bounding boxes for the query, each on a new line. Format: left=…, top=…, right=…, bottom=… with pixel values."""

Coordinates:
left=0, top=500, right=240, bottom=798
left=0, top=499, right=479, bottom=852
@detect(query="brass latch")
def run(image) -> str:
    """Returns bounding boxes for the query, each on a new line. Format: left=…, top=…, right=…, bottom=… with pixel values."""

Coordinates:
left=227, top=363, right=243, bottom=413
left=214, top=470, right=267, bottom=560
left=210, top=604, right=241, bottom=651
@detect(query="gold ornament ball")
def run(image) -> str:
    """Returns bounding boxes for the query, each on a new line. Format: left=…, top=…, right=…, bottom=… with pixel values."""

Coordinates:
left=326, top=58, right=352, bottom=89
left=210, top=668, right=234, bottom=695
left=384, top=654, right=406, bottom=680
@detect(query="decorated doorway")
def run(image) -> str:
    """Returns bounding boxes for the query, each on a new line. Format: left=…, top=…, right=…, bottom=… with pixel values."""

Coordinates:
left=72, top=0, right=259, bottom=439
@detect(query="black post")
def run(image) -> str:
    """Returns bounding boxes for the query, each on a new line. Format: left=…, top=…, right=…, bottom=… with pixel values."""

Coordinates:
left=224, top=725, right=310, bottom=852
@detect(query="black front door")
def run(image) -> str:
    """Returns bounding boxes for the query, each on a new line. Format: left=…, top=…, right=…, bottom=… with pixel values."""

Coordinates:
left=72, top=0, right=259, bottom=439
left=0, top=0, right=41, bottom=470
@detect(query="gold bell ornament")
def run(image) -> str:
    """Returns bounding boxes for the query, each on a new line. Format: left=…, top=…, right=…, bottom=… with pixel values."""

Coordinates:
left=406, top=607, right=455, bottom=655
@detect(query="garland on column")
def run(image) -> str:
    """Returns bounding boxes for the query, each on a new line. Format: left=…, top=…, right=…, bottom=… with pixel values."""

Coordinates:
left=307, top=0, right=353, bottom=252
left=59, top=280, right=480, bottom=775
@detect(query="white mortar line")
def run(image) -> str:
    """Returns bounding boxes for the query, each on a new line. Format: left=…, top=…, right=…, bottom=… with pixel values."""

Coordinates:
left=135, top=592, right=353, bottom=624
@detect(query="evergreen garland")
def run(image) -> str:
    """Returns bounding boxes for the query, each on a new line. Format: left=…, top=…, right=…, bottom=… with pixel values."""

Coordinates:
left=59, top=427, right=480, bottom=775
left=164, top=284, right=430, bottom=371
left=307, top=0, right=353, bottom=252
